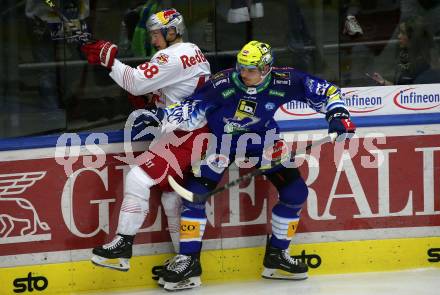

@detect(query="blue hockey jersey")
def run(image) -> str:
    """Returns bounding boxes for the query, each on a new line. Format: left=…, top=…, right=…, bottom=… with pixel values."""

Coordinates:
left=164, top=67, right=347, bottom=154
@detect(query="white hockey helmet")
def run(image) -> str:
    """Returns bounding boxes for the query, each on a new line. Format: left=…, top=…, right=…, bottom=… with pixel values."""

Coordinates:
left=147, top=8, right=185, bottom=37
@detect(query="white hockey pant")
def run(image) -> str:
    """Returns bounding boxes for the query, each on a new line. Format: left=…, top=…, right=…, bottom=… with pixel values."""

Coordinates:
left=116, top=166, right=182, bottom=253
left=117, top=166, right=154, bottom=235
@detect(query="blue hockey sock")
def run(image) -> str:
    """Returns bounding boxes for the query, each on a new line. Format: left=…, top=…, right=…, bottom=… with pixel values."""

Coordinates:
left=179, top=199, right=207, bottom=255
left=270, top=178, right=308, bottom=249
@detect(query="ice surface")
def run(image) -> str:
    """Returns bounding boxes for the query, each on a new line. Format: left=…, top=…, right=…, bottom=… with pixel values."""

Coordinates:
left=80, top=268, right=440, bottom=295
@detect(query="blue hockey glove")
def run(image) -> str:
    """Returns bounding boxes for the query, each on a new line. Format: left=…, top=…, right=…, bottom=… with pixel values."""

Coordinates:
left=326, top=107, right=356, bottom=141
left=131, top=108, right=165, bottom=140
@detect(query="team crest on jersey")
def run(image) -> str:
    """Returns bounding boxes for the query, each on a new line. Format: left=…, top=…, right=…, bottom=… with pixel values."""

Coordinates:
left=223, top=116, right=260, bottom=134
left=154, top=53, right=169, bottom=65
left=222, top=99, right=259, bottom=133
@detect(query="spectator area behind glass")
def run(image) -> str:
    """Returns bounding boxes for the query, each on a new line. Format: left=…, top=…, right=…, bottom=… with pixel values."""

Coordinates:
left=1, top=0, right=440, bottom=139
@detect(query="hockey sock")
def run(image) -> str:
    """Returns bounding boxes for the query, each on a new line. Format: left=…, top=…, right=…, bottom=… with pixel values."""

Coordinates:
left=179, top=199, right=207, bottom=255
left=270, top=203, right=301, bottom=249
left=161, top=191, right=182, bottom=253
left=169, top=228, right=180, bottom=253
left=270, top=178, right=308, bottom=249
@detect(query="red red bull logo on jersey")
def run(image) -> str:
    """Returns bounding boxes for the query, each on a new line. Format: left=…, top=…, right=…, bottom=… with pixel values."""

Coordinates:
left=180, top=49, right=207, bottom=69
left=393, top=88, right=440, bottom=111
left=343, top=90, right=383, bottom=113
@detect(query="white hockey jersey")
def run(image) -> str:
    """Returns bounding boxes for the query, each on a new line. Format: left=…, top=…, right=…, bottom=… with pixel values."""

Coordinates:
left=109, top=42, right=211, bottom=107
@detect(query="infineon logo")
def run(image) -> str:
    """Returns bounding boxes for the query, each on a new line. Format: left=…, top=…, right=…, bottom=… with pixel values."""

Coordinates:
left=393, top=88, right=440, bottom=110
left=280, top=100, right=317, bottom=116
left=280, top=90, right=384, bottom=116
left=342, top=90, right=383, bottom=113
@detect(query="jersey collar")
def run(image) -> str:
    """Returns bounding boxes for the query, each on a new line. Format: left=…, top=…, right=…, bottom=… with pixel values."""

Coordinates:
left=232, top=71, right=272, bottom=95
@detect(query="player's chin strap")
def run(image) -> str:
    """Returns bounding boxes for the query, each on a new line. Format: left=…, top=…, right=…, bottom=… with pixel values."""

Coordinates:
left=169, top=133, right=339, bottom=203
left=164, top=29, right=181, bottom=47
left=259, top=66, right=272, bottom=81
left=246, top=66, right=272, bottom=86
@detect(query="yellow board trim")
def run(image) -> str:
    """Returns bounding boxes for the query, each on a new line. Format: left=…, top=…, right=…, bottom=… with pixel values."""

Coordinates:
left=1, top=237, right=439, bottom=294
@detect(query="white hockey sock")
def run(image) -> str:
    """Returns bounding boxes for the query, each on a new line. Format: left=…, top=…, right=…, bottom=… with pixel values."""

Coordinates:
left=168, top=217, right=180, bottom=253
left=117, top=166, right=155, bottom=235
left=272, top=213, right=299, bottom=243
left=161, top=191, right=182, bottom=253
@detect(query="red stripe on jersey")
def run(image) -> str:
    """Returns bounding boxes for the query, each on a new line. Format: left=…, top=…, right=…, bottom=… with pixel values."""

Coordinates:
left=196, top=75, right=206, bottom=90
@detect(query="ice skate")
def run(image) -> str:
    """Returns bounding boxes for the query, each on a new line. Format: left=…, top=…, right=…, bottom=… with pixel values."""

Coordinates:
left=91, top=234, right=134, bottom=272
left=262, top=245, right=308, bottom=280
left=162, top=254, right=202, bottom=291
left=151, top=258, right=171, bottom=286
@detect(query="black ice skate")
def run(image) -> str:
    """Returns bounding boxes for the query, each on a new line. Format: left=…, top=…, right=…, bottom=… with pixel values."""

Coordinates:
left=91, top=234, right=134, bottom=271
left=151, top=258, right=172, bottom=286
left=262, top=245, right=308, bottom=280
left=162, top=254, right=202, bottom=291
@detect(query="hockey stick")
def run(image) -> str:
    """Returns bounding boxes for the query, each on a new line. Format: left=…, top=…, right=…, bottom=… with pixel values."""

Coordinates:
left=42, top=0, right=93, bottom=43
left=168, top=133, right=338, bottom=203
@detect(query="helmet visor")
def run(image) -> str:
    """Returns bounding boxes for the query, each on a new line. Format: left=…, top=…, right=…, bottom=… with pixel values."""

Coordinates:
left=236, top=62, right=260, bottom=72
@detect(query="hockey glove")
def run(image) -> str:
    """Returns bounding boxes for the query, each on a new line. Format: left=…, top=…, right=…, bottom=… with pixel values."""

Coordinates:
left=127, top=93, right=158, bottom=110
left=131, top=108, right=165, bottom=141
left=326, top=107, right=356, bottom=141
left=81, top=40, right=118, bottom=69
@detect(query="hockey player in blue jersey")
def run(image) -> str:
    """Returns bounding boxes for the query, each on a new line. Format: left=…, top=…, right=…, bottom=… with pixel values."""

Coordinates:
left=143, top=40, right=356, bottom=290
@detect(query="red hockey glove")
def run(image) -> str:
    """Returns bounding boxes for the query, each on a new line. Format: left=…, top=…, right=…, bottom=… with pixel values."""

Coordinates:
left=326, top=107, right=356, bottom=141
left=81, top=40, right=118, bottom=69
left=127, top=93, right=158, bottom=110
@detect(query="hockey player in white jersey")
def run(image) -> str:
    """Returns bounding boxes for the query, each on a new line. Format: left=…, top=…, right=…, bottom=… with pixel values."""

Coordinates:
left=81, top=8, right=211, bottom=275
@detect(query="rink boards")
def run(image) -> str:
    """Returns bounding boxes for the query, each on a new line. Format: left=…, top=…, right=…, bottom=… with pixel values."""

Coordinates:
left=0, top=237, right=439, bottom=294
left=0, top=124, right=440, bottom=294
